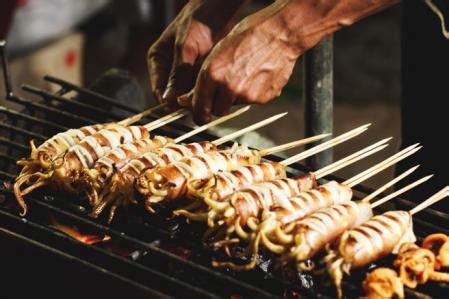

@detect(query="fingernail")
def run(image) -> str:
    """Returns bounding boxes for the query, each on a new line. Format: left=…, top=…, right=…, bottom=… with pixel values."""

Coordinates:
left=162, top=87, right=178, bottom=107
left=162, top=88, right=172, bottom=101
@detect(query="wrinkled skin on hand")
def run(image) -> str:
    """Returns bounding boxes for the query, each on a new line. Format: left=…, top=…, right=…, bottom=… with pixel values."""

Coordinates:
left=186, top=1, right=302, bottom=124
left=147, top=0, right=247, bottom=106
left=183, top=0, right=398, bottom=124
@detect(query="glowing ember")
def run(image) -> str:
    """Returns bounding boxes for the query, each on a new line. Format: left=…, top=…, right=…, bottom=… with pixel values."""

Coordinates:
left=49, top=217, right=110, bottom=245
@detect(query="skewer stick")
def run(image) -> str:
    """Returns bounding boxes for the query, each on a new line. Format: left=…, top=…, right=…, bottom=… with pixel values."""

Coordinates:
left=117, top=103, right=168, bottom=126
left=372, top=175, right=434, bottom=208
left=259, top=133, right=331, bottom=156
left=315, top=144, right=388, bottom=179
left=362, top=165, right=420, bottom=203
left=344, top=144, right=421, bottom=187
left=410, top=186, right=449, bottom=215
left=314, top=138, right=392, bottom=178
left=281, top=124, right=371, bottom=166
left=212, top=112, right=288, bottom=146
left=143, top=108, right=188, bottom=130
left=174, top=106, right=250, bottom=143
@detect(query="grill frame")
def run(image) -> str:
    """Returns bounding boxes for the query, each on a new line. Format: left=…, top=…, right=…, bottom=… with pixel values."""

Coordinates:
left=1, top=41, right=449, bottom=298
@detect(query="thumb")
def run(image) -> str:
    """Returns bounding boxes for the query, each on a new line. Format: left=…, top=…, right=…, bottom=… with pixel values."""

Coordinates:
left=177, top=90, right=194, bottom=108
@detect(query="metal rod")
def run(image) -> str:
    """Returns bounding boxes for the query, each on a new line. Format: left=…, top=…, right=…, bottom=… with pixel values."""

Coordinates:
left=0, top=153, right=17, bottom=164
left=0, top=136, right=29, bottom=152
left=0, top=40, right=14, bottom=98
left=305, top=36, right=334, bottom=169
left=25, top=198, right=278, bottom=299
left=44, top=75, right=140, bottom=114
left=6, top=95, right=95, bottom=124
left=0, top=122, right=47, bottom=141
left=22, top=84, right=124, bottom=120
left=0, top=106, right=68, bottom=131
left=0, top=170, right=15, bottom=180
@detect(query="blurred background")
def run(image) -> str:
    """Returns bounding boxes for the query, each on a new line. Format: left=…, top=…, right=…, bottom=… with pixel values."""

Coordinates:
left=0, top=0, right=401, bottom=188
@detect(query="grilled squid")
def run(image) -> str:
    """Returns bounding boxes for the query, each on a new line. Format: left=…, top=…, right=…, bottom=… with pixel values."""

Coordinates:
left=14, top=125, right=148, bottom=214
left=17, top=123, right=114, bottom=176
left=186, top=161, right=287, bottom=202
left=206, top=179, right=348, bottom=248
left=283, top=201, right=372, bottom=264
left=362, top=267, right=404, bottom=299
left=136, top=146, right=262, bottom=211
left=423, top=233, right=449, bottom=269
left=79, top=136, right=173, bottom=206
left=91, top=141, right=217, bottom=220
left=214, top=199, right=368, bottom=272
left=325, top=211, right=416, bottom=298
left=208, top=181, right=352, bottom=271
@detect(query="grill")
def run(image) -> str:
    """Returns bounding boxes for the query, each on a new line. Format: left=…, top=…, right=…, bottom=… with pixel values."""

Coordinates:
left=1, top=41, right=448, bottom=299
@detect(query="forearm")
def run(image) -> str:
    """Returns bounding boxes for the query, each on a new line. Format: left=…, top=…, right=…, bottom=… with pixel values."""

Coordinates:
left=190, top=0, right=252, bottom=34
left=266, top=0, right=400, bottom=54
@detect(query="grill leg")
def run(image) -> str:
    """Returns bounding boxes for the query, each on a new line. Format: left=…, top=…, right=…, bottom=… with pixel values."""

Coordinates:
left=305, top=36, right=334, bottom=170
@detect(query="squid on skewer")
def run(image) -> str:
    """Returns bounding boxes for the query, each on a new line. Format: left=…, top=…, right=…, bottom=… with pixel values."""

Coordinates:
left=212, top=146, right=426, bottom=271
left=13, top=108, right=187, bottom=214
left=207, top=145, right=421, bottom=267
left=16, top=103, right=169, bottom=178
left=80, top=106, right=251, bottom=207
left=138, top=124, right=370, bottom=214
left=184, top=125, right=369, bottom=203
left=91, top=112, right=310, bottom=221
left=176, top=134, right=385, bottom=226
left=80, top=136, right=173, bottom=205
left=92, top=141, right=217, bottom=221
left=325, top=186, right=449, bottom=298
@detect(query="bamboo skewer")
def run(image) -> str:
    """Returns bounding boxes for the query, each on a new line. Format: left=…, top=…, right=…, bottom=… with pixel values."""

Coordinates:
left=259, top=133, right=331, bottom=157
left=174, top=106, right=250, bottom=143
left=212, top=112, right=288, bottom=146
left=361, top=169, right=424, bottom=209
left=344, top=144, right=421, bottom=187
left=281, top=124, right=371, bottom=166
left=117, top=103, right=168, bottom=126
left=314, top=138, right=392, bottom=178
left=371, top=175, right=434, bottom=208
left=410, top=186, right=449, bottom=215
left=362, top=165, right=420, bottom=203
left=143, top=108, right=188, bottom=130
left=316, top=145, right=388, bottom=179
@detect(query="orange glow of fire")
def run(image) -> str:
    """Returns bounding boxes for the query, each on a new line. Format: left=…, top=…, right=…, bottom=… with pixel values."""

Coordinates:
left=49, top=218, right=111, bottom=245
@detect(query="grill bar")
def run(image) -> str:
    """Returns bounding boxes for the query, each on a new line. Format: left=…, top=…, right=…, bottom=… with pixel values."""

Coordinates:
left=0, top=136, right=29, bottom=152
left=22, top=84, right=128, bottom=121
left=44, top=75, right=141, bottom=114
left=0, top=105, right=67, bottom=131
left=0, top=170, right=14, bottom=180
left=0, top=212, right=178, bottom=299
left=5, top=95, right=96, bottom=124
left=0, top=122, right=47, bottom=141
left=25, top=196, right=278, bottom=298
left=0, top=153, right=16, bottom=164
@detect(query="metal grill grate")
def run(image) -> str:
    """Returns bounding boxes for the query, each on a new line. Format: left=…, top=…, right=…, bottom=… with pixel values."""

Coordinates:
left=1, top=41, right=448, bottom=298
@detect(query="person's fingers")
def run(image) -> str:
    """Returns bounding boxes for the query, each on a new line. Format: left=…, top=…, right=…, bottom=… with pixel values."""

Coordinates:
left=177, top=90, right=194, bottom=108
left=212, top=85, right=236, bottom=116
left=147, top=37, right=174, bottom=103
left=192, top=70, right=217, bottom=125
left=163, top=63, right=199, bottom=107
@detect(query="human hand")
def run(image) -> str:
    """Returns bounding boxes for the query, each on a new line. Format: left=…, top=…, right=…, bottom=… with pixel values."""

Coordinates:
left=185, top=1, right=302, bottom=124
left=185, top=0, right=399, bottom=124
left=147, top=0, right=247, bottom=106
